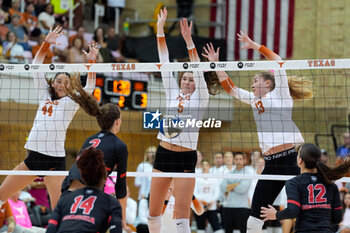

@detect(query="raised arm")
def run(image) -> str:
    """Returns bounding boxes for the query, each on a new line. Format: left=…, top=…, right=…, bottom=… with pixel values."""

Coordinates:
left=156, top=7, right=179, bottom=96
left=82, top=41, right=99, bottom=94
left=202, top=42, right=253, bottom=105
left=180, top=18, right=209, bottom=103
left=33, top=26, right=63, bottom=99
left=238, top=31, right=288, bottom=93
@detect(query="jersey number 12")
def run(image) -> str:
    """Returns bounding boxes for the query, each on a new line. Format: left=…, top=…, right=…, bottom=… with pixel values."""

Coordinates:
left=307, top=184, right=327, bottom=203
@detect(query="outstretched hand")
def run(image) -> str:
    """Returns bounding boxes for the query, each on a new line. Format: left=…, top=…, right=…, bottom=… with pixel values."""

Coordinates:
left=83, top=41, right=99, bottom=62
left=180, top=18, right=193, bottom=43
left=157, top=7, right=167, bottom=29
left=45, top=26, right=63, bottom=45
left=260, top=205, right=277, bottom=222
left=237, top=30, right=259, bottom=50
left=202, top=42, right=220, bottom=62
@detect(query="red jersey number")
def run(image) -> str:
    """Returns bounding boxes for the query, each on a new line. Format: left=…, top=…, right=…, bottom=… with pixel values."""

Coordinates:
left=89, top=139, right=101, bottom=148
left=70, top=195, right=97, bottom=215
left=307, top=184, right=327, bottom=203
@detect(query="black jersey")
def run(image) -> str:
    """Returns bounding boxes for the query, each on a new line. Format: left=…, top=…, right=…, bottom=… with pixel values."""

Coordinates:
left=61, top=131, right=128, bottom=198
left=47, top=187, right=122, bottom=233
left=276, top=173, right=342, bottom=233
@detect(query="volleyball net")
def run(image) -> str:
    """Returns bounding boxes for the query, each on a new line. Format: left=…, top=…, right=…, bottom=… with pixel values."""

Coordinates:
left=0, top=60, right=349, bottom=181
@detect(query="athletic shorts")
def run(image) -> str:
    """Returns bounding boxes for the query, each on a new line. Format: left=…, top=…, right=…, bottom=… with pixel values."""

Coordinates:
left=153, top=145, right=197, bottom=173
left=24, top=150, right=66, bottom=176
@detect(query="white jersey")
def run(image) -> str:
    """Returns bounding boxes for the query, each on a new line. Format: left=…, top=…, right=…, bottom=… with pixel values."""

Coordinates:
left=25, top=56, right=95, bottom=157
left=156, top=35, right=209, bottom=150
left=194, top=178, right=220, bottom=210
left=233, top=69, right=304, bottom=154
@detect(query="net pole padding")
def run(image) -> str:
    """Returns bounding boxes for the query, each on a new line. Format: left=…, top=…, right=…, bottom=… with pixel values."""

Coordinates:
left=1, top=59, right=346, bottom=73
left=1, top=170, right=350, bottom=182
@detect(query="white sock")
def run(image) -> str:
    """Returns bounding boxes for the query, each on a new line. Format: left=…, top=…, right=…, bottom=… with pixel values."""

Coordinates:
left=197, top=230, right=205, bottom=233
left=246, top=216, right=264, bottom=233
left=175, top=218, right=190, bottom=233
left=147, top=215, right=162, bottom=233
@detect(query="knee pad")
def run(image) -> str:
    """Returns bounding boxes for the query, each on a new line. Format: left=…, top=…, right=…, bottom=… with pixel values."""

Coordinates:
left=147, top=215, right=162, bottom=233
left=246, top=216, right=264, bottom=233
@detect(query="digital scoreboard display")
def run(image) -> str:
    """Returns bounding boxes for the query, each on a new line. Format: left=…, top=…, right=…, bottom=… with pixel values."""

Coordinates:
left=87, top=73, right=148, bottom=110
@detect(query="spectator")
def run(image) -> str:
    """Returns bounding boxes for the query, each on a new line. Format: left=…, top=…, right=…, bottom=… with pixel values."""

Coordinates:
left=22, top=3, right=39, bottom=34
left=195, top=150, right=203, bottom=173
left=135, top=146, right=156, bottom=200
left=8, top=192, right=46, bottom=233
left=0, top=9, right=9, bottom=41
left=8, top=0, right=25, bottom=26
left=106, top=27, right=125, bottom=62
left=93, top=27, right=114, bottom=62
left=27, top=177, right=50, bottom=210
left=220, top=152, right=251, bottom=233
left=106, top=0, right=125, bottom=26
left=33, top=0, right=47, bottom=17
left=342, top=193, right=350, bottom=228
left=7, top=13, right=30, bottom=50
left=134, top=198, right=149, bottom=233
left=50, top=0, right=73, bottom=28
left=0, top=0, right=9, bottom=22
left=126, top=187, right=137, bottom=232
left=32, top=34, right=54, bottom=64
left=321, top=149, right=329, bottom=165
left=337, top=133, right=350, bottom=158
left=209, top=152, right=224, bottom=174
left=38, top=4, right=55, bottom=34
left=68, top=26, right=87, bottom=49
left=3, top=31, right=24, bottom=63
left=67, top=37, right=87, bottom=63
left=0, top=201, right=17, bottom=233
left=250, top=150, right=262, bottom=169
left=222, top=151, right=235, bottom=174
left=248, top=157, right=265, bottom=207
left=194, top=160, right=223, bottom=233
left=104, top=176, right=117, bottom=196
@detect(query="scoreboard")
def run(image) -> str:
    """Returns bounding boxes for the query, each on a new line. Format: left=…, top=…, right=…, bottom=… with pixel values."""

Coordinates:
left=83, top=73, right=148, bottom=110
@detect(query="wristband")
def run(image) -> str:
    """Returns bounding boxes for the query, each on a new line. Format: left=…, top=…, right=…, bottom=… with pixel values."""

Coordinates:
left=220, top=78, right=236, bottom=94
left=88, top=60, right=96, bottom=63
left=157, top=34, right=165, bottom=37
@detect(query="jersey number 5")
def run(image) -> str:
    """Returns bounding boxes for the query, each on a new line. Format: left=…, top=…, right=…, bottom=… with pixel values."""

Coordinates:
left=70, top=195, right=97, bottom=215
left=307, top=184, right=327, bottom=203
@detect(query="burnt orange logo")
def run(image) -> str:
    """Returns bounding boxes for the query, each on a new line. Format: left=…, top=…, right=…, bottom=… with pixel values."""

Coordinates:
left=85, top=64, right=93, bottom=70
left=111, top=64, right=136, bottom=71
left=155, top=63, right=163, bottom=70
left=277, top=61, right=285, bottom=68
left=307, top=59, right=335, bottom=67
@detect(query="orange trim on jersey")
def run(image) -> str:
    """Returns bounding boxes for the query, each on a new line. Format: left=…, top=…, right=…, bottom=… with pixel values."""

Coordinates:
left=119, top=172, right=126, bottom=178
left=188, top=47, right=200, bottom=62
left=259, top=45, right=280, bottom=61
left=36, top=41, right=50, bottom=62
left=287, top=199, right=300, bottom=207
left=220, top=78, right=235, bottom=94
left=157, top=36, right=167, bottom=55
left=48, top=219, right=58, bottom=225
left=334, top=206, right=342, bottom=210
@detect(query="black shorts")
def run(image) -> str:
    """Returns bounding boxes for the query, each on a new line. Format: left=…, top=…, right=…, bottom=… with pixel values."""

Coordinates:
left=24, top=151, right=66, bottom=176
left=153, top=145, right=197, bottom=173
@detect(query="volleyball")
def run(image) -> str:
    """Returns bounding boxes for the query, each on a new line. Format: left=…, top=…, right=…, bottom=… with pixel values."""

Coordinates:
left=159, top=115, right=182, bottom=139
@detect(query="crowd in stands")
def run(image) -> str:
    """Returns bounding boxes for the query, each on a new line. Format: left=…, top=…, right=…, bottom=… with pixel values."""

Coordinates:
left=0, top=0, right=126, bottom=64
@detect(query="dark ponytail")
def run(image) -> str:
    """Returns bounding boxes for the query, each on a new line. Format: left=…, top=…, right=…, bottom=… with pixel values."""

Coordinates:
left=300, top=143, right=350, bottom=184
left=63, top=75, right=121, bottom=131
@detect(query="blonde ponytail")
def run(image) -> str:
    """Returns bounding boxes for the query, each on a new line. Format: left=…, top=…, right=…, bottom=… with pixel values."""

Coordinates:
left=287, top=76, right=313, bottom=100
